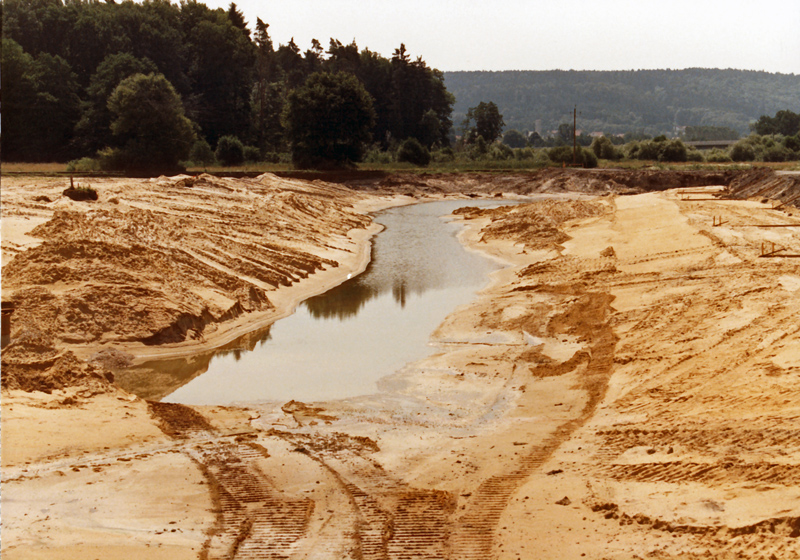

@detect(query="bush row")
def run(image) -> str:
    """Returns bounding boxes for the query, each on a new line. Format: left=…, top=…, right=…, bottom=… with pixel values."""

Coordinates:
left=67, top=132, right=800, bottom=172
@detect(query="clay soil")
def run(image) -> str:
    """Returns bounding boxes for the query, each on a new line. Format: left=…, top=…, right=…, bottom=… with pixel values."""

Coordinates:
left=3, top=169, right=800, bottom=560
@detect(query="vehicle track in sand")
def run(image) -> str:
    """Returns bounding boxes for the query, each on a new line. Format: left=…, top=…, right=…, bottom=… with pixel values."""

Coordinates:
left=149, top=402, right=315, bottom=560
left=273, top=430, right=457, bottom=560
left=149, top=402, right=458, bottom=560
left=450, top=289, right=618, bottom=560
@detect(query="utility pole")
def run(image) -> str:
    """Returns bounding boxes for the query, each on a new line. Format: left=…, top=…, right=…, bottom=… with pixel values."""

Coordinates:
left=572, top=105, right=577, bottom=165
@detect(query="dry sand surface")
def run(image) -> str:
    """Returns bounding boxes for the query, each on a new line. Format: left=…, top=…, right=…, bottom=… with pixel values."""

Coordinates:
left=3, top=170, right=800, bottom=559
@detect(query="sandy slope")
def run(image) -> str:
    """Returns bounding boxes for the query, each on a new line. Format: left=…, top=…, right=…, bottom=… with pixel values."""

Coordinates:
left=3, top=172, right=800, bottom=559
left=1, top=174, right=385, bottom=358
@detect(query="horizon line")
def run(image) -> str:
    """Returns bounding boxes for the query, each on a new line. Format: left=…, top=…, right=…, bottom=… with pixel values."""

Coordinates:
left=441, top=67, right=799, bottom=76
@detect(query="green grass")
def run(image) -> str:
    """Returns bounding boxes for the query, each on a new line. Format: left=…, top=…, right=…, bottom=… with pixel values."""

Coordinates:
left=4, top=159, right=798, bottom=176
left=1, top=162, right=70, bottom=174
left=184, top=162, right=293, bottom=174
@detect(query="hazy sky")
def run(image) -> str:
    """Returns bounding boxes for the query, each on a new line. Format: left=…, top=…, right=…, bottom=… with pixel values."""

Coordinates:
left=201, top=0, right=800, bottom=75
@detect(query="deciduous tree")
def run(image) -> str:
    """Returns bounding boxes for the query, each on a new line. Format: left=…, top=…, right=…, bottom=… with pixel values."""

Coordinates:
left=283, top=71, right=375, bottom=168
left=74, top=52, right=159, bottom=154
left=0, top=38, right=81, bottom=161
left=752, top=110, right=800, bottom=137
left=105, top=73, right=197, bottom=172
left=502, top=129, right=527, bottom=148
left=463, top=101, right=504, bottom=144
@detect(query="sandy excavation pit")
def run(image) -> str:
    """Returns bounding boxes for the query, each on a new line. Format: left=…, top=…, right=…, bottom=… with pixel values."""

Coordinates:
left=3, top=169, right=800, bottom=559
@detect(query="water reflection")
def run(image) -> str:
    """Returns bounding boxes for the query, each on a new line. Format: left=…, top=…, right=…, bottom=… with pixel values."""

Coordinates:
left=114, top=325, right=272, bottom=400
left=124, top=199, right=519, bottom=405
left=303, top=273, right=379, bottom=320
left=303, top=200, right=499, bottom=320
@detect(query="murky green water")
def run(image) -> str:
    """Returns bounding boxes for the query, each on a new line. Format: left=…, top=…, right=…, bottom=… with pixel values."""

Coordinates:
left=117, top=199, right=519, bottom=405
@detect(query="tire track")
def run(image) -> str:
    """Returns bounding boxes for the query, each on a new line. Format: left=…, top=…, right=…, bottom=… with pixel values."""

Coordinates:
left=450, top=290, right=617, bottom=560
left=272, top=431, right=456, bottom=560
left=148, top=402, right=314, bottom=560
left=599, top=460, right=800, bottom=486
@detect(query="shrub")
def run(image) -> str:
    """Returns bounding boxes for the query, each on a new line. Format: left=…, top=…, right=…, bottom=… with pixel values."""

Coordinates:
left=215, top=135, right=245, bottom=166
left=66, top=157, right=101, bottom=172
left=658, top=139, right=687, bottom=162
left=468, top=136, right=489, bottom=160
left=548, top=145, right=597, bottom=167
left=189, top=139, right=216, bottom=165
left=364, top=146, right=394, bottom=164
left=623, top=141, right=641, bottom=159
left=686, top=147, right=706, bottom=162
left=515, top=147, right=535, bottom=160
left=263, top=152, right=289, bottom=164
left=533, top=149, right=551, bottom=166
left=783, top=134, right=800, bottom=153
left=636, top=140, right=662, bottom=160
left=431, top=147, right=455, bottom=163
left=97, top=146, right=129, bottom=171
left=590, top=136, right=619, bottom=160
left=547, top=145, right=572, bottom=164
left=762, top=145, right=794, bottom=162
left=502, top=129, right=528, bottom=148
left=63, top=185, right=98, bottom=201
left=730, top=141, right=756, bottom=162
left=397, top=137, right=431, bottom=166
left=582, top=148, right=598, bottom=168
left=243, top=145, right=261, bottom=162
left=489, top=143, right=514, bottom=161
left=705, top=148, right=731, bottom=163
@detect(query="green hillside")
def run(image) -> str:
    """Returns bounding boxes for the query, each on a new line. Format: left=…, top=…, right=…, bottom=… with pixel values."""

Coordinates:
left=444, top=69, right=800, bottom=138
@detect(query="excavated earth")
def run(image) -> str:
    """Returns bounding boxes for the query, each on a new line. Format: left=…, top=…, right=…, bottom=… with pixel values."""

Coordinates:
left=3, top=167, right=800, bottom=560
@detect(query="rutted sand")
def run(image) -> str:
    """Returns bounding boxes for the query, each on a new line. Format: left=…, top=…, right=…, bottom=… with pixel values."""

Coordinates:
left=3, top=170, right=800, bottom=559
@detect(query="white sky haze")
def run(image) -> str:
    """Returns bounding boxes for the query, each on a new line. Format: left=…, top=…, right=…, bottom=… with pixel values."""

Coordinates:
left=201, top=0, right=800, bottom=74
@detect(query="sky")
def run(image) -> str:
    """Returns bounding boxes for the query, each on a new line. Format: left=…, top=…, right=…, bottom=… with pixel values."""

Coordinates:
left=201, top=0, right=800, bottom=75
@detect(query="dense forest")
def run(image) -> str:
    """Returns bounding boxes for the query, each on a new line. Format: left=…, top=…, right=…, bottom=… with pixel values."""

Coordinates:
left=2, top=0, right=798, bottom=169
left=445, top=70, right=800, bottom=138
left=0, top=0, right=453, bottom=166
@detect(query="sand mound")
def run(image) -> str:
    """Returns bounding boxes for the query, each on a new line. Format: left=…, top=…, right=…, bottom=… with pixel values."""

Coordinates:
left=453, top=199, right=608, bottom=249
left=1, top=328, right=114, bottom=393
left=2, top=175, right=371, bottom=348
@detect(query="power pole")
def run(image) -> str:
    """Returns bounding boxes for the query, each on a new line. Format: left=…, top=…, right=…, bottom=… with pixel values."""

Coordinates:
left=572, top=105, right=577, bottom=165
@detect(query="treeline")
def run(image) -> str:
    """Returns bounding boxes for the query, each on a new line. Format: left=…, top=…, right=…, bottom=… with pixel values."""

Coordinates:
left=1, top=0, right=453, bottom=166
left=430, top=108, right=800, bottom=168
left=445, top=69, right=800, bottom=138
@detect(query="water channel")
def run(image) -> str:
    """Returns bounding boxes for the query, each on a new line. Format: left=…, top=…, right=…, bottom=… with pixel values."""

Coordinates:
left=118, top=199, right=520, bottom=405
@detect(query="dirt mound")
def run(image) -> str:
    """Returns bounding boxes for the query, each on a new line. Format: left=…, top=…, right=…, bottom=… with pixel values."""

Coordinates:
left=726, top=167, right=800, bottom=206
left=62, top=185, right=98, bottom=201
left=89, top=347, right=135, bottom=369
left=1, top=328, right=114, bottom=393
left=2, top=175, right=371, bottom=348
left=454, top=199, right=608, bottom=249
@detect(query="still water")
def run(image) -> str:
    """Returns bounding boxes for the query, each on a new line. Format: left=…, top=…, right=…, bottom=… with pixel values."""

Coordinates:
left=133, top=199, right=517, bottom=405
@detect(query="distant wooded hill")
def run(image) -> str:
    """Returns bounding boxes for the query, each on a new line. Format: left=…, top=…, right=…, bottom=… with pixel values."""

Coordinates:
left=444, top=69, right=800, bottom=138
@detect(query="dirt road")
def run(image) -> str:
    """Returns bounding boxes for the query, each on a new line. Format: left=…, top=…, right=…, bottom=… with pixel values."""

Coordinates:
left=3, top=171, right=800, bottom=559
